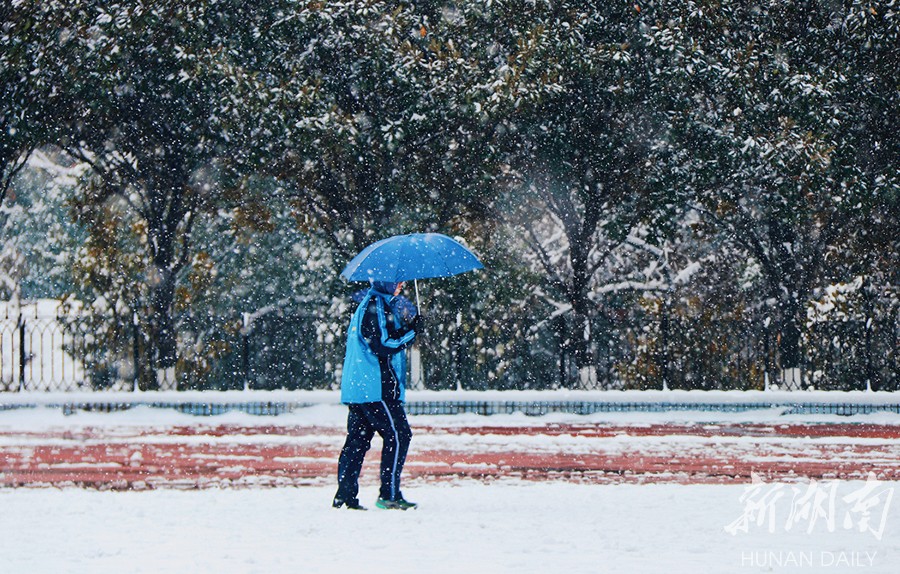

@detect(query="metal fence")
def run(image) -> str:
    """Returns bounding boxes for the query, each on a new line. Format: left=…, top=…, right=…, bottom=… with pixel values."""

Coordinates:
left=1, top=302, right=897, bottom=392
left=0, top=303, right=343, bottom=392
left=562, top=315, right=900, bottom=392
left=1, top=304, right=87, bottom=391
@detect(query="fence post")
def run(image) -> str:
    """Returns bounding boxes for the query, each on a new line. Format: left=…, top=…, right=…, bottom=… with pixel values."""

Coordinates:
left=862, top=279, right=874, bottom=392
left=556, top=315, right=567, bottom=388
left=242, top=313, right=250, bottom=392
left=763, top=320, right=771, bottom=390
left=410, top=347, right=423, bottom=390
left=18, top=316, right=26, bottom=392
left=661, top=305, right=670, bottom=391
left=132, top=312, right=141, bottom=392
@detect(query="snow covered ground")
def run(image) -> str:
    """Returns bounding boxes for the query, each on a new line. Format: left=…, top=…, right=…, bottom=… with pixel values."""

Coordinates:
left=0, top=482, right=897, bottom=574
left=2, top=405, right=900, bottom=573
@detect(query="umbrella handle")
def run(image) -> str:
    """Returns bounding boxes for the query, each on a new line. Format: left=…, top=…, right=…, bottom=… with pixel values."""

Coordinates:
left=414, top=279, right=421, bottom=313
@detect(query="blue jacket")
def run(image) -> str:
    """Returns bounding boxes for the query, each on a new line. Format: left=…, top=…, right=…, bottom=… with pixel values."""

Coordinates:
left=341, top=288, right=416, bottom=404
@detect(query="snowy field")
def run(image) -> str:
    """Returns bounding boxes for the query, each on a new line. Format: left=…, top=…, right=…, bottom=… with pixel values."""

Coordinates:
left=2, top=403, right=900, bottom=573
left=0, top=482, right=897, bottom=574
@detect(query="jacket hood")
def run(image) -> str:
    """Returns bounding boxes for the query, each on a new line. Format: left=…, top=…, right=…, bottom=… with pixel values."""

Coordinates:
left=370, top=281, right=400, bottom=296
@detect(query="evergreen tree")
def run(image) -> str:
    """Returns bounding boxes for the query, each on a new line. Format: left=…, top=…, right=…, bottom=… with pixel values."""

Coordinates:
left=49, top=0, right=250, bottom=387
left=453, top=2, right=673, bottom=386
left=0, top=1, right=73, bottom=222
left=652, top=0, right=899, bottom=387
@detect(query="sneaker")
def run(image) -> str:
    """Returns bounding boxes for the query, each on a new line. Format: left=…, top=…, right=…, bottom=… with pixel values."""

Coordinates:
left=333, top=498, right=367, bottom=511
left=375, top=497, right=418, bottom=510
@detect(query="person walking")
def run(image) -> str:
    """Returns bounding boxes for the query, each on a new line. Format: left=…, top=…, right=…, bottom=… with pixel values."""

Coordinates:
left=333, top=280, right=421, bottom=511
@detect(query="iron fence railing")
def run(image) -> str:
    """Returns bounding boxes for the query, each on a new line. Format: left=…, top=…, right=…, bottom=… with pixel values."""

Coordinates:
left=1, top=302, right=897, bottom=392
left=1, top=306, right=89, bottom=391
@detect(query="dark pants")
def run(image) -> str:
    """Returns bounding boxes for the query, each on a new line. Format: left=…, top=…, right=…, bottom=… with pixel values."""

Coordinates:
left=335, top=401, right=412, bottom=503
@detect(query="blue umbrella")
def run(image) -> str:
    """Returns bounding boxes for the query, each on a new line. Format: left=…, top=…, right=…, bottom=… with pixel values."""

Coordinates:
left=341, top=232, right=483, bottom=307
left=341, top=233, right=483, bottom=283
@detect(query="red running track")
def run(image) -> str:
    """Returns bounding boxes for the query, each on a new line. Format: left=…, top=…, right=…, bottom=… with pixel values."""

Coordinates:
left=1, top=422, right=899, bottom=489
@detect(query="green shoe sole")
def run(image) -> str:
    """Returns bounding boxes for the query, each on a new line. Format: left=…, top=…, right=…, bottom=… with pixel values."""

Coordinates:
left=375, top=498, right=418, bottom=510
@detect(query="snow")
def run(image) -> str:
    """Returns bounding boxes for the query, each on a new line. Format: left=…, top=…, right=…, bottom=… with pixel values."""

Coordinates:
left=1, top=406, right=900, bottom=572
left=0, top=482, right=896, bottom=574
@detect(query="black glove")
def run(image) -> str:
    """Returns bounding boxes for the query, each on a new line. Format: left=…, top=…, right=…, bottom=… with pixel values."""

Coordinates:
left=409, top=314, right=424, bottom=333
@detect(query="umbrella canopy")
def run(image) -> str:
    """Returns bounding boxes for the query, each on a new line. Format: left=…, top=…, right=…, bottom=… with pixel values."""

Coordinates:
left=340, top=233, right=483, bottom=283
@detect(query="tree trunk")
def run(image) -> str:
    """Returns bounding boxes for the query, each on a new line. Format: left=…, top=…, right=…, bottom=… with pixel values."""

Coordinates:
left=775, top=296, right=804, bottom=390
left=145, top=266, right=178, bottom=390
left=568, top=294, right=596, bottom=388
left=568, top=231, right=597, bottom=388
left=142, top=169, right=193, bottom=391
left=763, top=218, right=818, bottom=391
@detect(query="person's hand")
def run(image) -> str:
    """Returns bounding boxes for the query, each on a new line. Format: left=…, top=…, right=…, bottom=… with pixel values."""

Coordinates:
left=409, top=314, right=424, bottom=333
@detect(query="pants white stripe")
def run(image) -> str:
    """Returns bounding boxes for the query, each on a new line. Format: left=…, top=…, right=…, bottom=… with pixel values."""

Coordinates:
left=380, top=400, right=400, bottom=500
